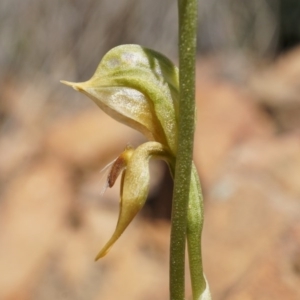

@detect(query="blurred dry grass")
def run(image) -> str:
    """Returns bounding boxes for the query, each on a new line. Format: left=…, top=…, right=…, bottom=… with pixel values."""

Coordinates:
left=1, top=1, right=300, bottom=300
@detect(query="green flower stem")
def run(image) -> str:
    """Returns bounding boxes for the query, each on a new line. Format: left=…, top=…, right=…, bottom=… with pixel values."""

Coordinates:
left=168, top=162, right=208, bottom=300
left=170, top=0, right=198, bottom=299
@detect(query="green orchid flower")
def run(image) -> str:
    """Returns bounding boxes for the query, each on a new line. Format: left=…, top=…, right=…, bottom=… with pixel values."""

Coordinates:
left=61, top=44, right=210, bottom=300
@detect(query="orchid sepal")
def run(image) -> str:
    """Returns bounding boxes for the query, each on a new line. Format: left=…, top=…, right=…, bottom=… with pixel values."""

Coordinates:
left=61, top=44, right=179, bottom=155
left=95, top=141, right=172, bottom=260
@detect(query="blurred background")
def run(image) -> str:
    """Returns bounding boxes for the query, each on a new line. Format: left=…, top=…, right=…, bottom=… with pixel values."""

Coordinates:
left=1, top=0, right=300, bottom=299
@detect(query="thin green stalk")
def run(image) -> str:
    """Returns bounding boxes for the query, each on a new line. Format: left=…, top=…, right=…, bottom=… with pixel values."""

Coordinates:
left=170, top=0, right=198, bottom=299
